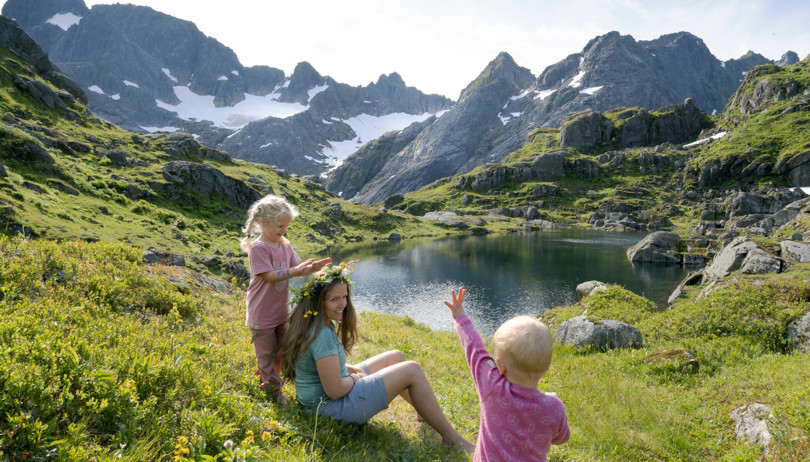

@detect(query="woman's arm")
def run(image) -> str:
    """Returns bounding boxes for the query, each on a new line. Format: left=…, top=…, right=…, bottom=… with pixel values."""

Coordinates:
left=316, top=354, right=358, bottom=400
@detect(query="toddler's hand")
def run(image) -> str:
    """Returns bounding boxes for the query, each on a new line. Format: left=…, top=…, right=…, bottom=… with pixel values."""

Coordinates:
left=443, top=288, right=466, bottom=319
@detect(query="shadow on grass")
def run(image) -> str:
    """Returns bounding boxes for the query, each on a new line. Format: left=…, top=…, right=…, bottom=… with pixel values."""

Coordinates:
left=274, top=404, right=468, bottom=461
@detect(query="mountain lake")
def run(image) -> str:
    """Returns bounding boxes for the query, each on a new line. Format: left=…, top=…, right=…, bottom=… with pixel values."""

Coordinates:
left=315, top=228, right=689, bottom=334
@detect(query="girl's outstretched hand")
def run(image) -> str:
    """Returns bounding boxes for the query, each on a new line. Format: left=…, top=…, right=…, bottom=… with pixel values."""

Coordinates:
left=443, top=288, right=466, bottom=319
left=298, top=257, right=332, bottom=276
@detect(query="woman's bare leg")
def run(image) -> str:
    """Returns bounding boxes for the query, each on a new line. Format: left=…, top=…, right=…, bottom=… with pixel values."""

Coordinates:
left=360, top=350, right=421, bottom=417
left=377, top=360, right=474, bottom=452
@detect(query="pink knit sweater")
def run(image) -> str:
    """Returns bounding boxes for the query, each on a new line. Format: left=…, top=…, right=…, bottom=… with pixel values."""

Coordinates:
left=455, top=314, right=570, bottom=461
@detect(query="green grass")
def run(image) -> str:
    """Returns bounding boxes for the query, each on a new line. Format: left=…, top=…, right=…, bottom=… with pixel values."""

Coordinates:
left=2, top=236, right=808, bottom=461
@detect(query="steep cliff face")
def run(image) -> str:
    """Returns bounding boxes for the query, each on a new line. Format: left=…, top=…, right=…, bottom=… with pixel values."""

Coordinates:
left=351, top=52, right=535, bottom=204
left=2, top=0, right=452, bottom=176
left=342, top=31, right=773, bottom=204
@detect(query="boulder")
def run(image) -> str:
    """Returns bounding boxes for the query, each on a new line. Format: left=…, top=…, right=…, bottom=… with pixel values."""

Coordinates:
left=627, top=231, right=681, bottom=264
left=553, top=315, right=642, bottom=349
left=576, top=281, right=608, bottom=300
left=787, top=311, right=810, bottom=353
left=740, top=249, right=782, bottom=275
left=780, top=240, right=810, bottom=263
left=730, top=403, right=773, bottom=448
left=703, top=237, right=761, bottom=278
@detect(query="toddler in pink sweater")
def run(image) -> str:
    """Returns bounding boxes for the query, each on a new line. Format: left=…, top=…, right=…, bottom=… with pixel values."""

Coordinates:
left=443, top=288, right=569, bottom=461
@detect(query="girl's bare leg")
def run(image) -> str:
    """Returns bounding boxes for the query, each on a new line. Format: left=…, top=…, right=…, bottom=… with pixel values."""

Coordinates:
left=377, top=360, right=474, bottom=452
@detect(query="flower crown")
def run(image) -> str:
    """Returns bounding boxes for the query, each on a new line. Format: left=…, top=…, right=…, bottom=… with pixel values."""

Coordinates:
left=289, top=262, right=354, bottom=309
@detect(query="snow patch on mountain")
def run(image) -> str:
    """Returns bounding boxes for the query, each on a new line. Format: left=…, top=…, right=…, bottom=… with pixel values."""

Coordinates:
left=322, top=112, right=440, bottom=167
left=140, top=125, right=182, bottom=133
left=46, top=13, right=81, bottom=31
left=156, top=85, right=308, bottom=129
left=580, top=86, right=603, bottom=95
left=535, top=89, right=556, bottom=100
left=162, top=68, right=178, bottom=83
left=569, top=70, right=586, bottom=88
left=683, top=131, right=727, bottom=148
left=307, top=84, right=328, bottom=102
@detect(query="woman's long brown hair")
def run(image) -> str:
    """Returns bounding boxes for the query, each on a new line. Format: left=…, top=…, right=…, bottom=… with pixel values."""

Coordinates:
left=281, top=280, right=357, bottom=383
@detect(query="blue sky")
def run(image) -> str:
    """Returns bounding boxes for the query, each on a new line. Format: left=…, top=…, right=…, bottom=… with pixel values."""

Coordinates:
left=6, top=0, right=809, bottom=99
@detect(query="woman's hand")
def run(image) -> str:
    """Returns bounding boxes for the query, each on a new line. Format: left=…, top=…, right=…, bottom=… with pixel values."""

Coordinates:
left=443, top=287, right=466, bottom=319
left=346, top=364, right=367, bottom=378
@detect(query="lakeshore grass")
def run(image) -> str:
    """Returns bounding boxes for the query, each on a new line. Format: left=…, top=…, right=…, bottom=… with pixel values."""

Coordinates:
left=2, top=236, right=808, bottom=461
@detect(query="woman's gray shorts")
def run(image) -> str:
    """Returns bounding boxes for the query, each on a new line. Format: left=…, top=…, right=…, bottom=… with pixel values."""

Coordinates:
left=311, top=361, right=388, bottom=424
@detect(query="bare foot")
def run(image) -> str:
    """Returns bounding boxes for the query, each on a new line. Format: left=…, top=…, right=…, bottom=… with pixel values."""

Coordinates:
left=272, top=393, right=290, bottom=406
left=416, top=413, right=424, bottom=422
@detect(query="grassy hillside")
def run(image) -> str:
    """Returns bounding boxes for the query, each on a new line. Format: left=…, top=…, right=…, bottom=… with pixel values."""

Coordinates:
left=3, top=236, right=808, bottom=461
left=0, top=44, right=469, bottom=268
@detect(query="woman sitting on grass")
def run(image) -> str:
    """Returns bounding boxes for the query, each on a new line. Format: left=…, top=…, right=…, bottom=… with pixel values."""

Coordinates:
left=281, top=263, right=474, bottom=452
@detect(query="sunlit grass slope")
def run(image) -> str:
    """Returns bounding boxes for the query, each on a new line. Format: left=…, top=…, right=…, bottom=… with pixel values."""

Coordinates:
left=2, top=236, right=808, bottom=461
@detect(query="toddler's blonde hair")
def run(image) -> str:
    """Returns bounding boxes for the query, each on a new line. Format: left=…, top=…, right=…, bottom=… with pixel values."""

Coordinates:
left=492, top=315, right=553, bottom=377
left=239, top=195, right=299, bottom=251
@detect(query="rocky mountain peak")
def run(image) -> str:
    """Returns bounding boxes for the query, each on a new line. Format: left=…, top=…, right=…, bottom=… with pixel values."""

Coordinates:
left=458, top=51, right=534, bottom=102
left=3, top=0, right=89, bottom=30
left=776, top=51, right=800, bottom=66
left=277, top=61, right=325, bottom=104
left=376, top=72, right=406, bottom=87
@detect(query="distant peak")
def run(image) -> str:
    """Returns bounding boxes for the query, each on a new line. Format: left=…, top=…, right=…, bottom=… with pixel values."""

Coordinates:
left=377, top=72, right=405, bottom=86
left=2, top=0, right=89, bottom=29
left=494, top=51, right=515, bottom=63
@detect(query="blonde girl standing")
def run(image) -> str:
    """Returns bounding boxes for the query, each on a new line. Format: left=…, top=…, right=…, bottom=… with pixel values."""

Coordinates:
left=240, top=194, right=331, bottom=404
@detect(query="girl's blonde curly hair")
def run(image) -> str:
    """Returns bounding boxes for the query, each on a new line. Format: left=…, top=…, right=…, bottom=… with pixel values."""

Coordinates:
left=239, top=195, right=299, bottom=251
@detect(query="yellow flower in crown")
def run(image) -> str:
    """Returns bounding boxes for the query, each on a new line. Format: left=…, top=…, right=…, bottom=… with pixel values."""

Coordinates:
left=289, top=262, right=355, bottom=307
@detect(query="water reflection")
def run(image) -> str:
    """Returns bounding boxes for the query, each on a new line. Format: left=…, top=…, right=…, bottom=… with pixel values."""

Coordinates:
left=315, top=229, right=686, bottom=334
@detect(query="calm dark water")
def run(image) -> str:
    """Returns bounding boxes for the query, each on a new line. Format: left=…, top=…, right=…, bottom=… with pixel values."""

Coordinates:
left=318, top=229, right=687, bottom=333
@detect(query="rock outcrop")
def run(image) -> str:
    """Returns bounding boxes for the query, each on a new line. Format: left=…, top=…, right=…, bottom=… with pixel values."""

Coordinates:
left=0, top=16, right=86, bottom=104
left=626, top=231, right=682, bottom=264
left=560, top=99, right=705, bottom=149
left=553, top=315, right=643, bottom=349
left=158, top=161, right=260, bottom=209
